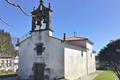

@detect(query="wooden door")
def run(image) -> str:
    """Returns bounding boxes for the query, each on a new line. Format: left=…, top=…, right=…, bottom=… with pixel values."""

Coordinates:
left=34, top=63, right=45, bottom=80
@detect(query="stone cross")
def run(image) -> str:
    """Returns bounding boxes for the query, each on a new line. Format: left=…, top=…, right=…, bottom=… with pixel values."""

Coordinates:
left=34, top=43, right=46, bottom=55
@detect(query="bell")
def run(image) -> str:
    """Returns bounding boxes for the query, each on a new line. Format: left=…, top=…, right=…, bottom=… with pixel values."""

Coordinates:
left=43, top=19, right=46, bottom=23
left=37, top=20, right=40, bottom=25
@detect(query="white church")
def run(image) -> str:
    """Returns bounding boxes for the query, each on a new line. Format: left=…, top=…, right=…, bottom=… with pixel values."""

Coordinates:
left=18, top=0, right=96, bottom=80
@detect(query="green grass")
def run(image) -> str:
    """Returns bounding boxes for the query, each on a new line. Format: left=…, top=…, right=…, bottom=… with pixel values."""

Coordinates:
left=94, top=71, right=118, bottom=80
left=0, top=72, right=17, bottom=79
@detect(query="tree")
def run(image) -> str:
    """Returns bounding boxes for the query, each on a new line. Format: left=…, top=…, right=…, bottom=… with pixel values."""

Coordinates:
left=0, top=29, right=17, bottom=57
left=99, top=39, right=120, bottom=79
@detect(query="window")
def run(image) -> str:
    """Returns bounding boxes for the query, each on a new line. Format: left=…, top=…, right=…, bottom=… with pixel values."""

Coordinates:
left=81, top=50, right=84, bottom=57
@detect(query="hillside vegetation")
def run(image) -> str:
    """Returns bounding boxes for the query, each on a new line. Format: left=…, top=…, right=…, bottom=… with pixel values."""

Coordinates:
left=0, top=29, right=17, bottom=57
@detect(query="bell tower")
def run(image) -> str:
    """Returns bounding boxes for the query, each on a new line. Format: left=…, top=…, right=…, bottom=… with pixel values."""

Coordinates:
left=31, top=0, right=53, bottom=32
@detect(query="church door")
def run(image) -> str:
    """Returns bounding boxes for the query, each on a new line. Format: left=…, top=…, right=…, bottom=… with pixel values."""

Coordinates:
left=34, top=63, right=45, bottom=80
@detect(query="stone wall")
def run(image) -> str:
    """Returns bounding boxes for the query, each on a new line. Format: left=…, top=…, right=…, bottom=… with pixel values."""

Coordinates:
left=64, top=47, right=87, bottom=80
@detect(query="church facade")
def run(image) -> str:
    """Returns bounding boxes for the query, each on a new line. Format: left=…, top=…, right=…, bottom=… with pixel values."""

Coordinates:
left=18, top=0, right=96, bottom=80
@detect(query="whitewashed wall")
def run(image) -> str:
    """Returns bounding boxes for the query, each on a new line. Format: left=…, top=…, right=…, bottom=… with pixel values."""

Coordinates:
left=64, top=46, right=87, bottom=80
left=86, top=43, right=96, bottom=74
left=18, top=36, right=34, bottom=79
left=18, top=31, right=64, bottom=80
left=48, top=37, right=64, bottom=79
left=18, top=31, right=50, bottom=79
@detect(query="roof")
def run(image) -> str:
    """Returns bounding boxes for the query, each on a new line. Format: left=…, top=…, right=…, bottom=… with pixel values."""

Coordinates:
left=65, top=37, right=94, bottom=45
left=50, top=36, right=62, bottom=41
left=50, top=36, right=88, bottom=50
left=19, top=36, right=31, bottom=45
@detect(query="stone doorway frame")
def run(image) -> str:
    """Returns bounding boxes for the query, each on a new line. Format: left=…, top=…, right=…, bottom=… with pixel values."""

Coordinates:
left=33, top=63, right=45, bottom=80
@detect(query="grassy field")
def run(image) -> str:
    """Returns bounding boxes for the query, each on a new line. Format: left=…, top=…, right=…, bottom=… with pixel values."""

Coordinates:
left=94, top=71, right=118, bottom=80
left=0, top=72, right=17, bottom=79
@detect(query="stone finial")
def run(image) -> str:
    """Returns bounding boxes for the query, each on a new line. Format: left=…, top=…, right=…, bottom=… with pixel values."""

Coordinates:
left=40, top=0, right=44, bottom=5
left=49, top=2, right=51, bottom=9
left=63, top=33, right=66, bottom=41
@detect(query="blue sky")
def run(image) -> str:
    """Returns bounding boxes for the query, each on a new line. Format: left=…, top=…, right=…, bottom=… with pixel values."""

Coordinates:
left=1, top=0, right=120, bottom=53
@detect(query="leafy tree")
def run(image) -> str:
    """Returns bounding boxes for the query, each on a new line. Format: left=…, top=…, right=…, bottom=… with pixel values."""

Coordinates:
left=99, top=39, right=120, bottom=79
left=0, top=29, right=17, bottom=57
